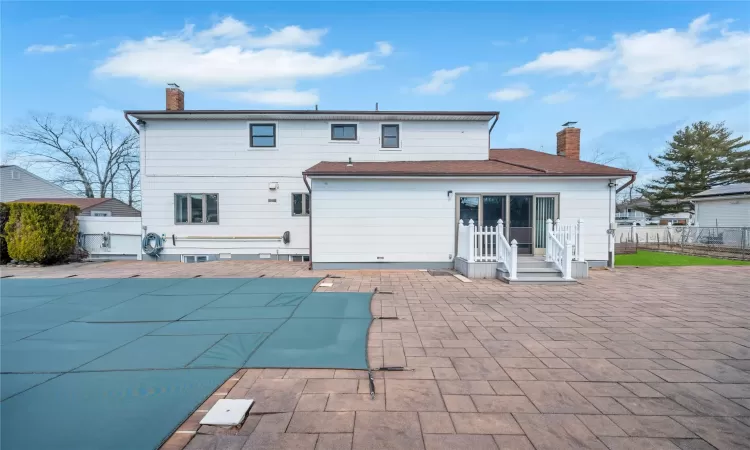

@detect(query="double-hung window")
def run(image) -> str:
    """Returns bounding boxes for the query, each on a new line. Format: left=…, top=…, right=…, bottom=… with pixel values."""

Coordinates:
left=250, top=124, right=276, bottom=148
left=381, top=124, right=400, bottom=149
left=331, top=124, right=357, bottom=141
left=175, top=193, right=219, bottom=224
left=292, top=193, right=310, bottom=216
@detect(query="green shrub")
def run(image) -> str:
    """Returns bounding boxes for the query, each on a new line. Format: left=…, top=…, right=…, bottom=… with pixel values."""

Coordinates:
left=5, top=202, right=80, bottom=264
left=0, top=203, right=9, bottom=264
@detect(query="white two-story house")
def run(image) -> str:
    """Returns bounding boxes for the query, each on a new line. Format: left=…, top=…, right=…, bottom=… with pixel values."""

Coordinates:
left=126, top=87, right=635, bottom=280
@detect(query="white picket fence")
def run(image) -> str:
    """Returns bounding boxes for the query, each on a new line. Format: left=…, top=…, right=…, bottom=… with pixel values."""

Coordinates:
left=545, top=218, right=574, bottom=280
left=457, top=219, right=518, bottom=280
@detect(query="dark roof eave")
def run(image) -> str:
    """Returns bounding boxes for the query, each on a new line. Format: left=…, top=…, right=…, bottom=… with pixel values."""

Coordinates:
left=693, top=191, right=750, bottom=199
left=124, top=109, right=499, bottom=117
left=303, top=171, right=635, bottom=178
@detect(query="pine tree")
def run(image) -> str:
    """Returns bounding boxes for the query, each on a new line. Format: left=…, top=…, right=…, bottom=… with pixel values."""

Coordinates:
left=637, top=121, right=750, bottom=216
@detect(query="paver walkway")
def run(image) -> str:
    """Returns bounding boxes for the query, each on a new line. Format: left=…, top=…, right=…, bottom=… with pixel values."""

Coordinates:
left=3, top=262, right=750, bottom=450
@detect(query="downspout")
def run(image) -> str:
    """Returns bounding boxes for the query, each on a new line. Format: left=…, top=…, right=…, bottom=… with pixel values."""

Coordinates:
left=616, top=174, right=636, bottom=194
left=488, top=113, right=499, bottom=153
left=124, top=113, right=139, bottom=134
left=303, top=173, right=312, bottom=270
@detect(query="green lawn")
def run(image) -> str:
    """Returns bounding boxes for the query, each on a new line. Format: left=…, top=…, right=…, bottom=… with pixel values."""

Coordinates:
left=616, top=250, right=750, bottom=266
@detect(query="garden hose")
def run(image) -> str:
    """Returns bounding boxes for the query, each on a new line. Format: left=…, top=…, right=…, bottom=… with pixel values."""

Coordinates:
left=142, top=232, right=163, bottom=257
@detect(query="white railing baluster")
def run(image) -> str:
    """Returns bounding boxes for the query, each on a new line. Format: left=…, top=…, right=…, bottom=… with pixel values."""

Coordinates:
left=468, top=219, right=475, bottom=263
left=577, top=219, right=584, bottom=261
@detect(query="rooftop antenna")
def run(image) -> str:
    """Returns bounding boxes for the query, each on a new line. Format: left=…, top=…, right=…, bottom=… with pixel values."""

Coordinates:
left=562, top=121, right=577, bottom=128
left=167, top=83, right=180, bottom=89
left=375, top=102, right=379, bottom=111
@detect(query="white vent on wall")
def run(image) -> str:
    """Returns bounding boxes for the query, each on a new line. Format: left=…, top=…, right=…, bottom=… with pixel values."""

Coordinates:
left=10, top=170, right=20, bottom=180
left=182, top=255, right=209, bottom=263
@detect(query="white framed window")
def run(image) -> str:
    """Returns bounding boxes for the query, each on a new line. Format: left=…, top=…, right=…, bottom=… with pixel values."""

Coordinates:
left=175, top=193, right=219, bottom=224
left=91, top=211, right=112, bottom=217
left=292, top=193, right=310, bottom=216
left=249, top=123, right=277, bottom=149
left=381, top=123, right=401, bottom=150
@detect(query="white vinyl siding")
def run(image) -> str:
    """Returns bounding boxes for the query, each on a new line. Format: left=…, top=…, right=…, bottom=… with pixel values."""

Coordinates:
left=139, top=118, right=489, bottom=257
left=311, top=178, right=613, bottom=264
left=0, top=166, right=79, bottom=202
left=695, top=198, right=750, bottom=228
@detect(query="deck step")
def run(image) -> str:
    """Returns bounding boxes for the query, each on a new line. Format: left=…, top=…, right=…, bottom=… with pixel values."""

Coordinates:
left=497, top=276, right=578, bottom=285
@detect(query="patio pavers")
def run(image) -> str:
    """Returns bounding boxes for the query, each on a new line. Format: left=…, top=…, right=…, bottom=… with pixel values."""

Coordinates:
left=2, top=262, right=750, bottom=450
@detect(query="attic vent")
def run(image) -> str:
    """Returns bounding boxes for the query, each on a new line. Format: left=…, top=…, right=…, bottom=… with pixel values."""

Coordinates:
left=10, top=170, right=20, bottom=180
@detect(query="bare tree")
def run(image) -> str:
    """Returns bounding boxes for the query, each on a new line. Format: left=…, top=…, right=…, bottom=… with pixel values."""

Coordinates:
left=121, top=156, right=141, bottom=207
left=588, top=148, right=624, bottom=166
left=4, top=113, right=138, bottom=200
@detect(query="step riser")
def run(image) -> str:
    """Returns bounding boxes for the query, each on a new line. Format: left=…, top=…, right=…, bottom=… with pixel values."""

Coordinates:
left=516, top=262, right=556, bottom=269
left=498, top=271, right=565, bottom=280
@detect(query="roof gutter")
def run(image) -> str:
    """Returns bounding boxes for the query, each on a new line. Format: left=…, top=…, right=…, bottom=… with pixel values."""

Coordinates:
left=124, top=113, right=139, bottom=134
left=616, top=174, right=636, bottom=193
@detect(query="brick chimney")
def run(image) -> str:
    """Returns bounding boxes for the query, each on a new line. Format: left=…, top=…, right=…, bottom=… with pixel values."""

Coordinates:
left=166, top=83, right=184, bottom=111
left=556, top=122, right=580, bottom=160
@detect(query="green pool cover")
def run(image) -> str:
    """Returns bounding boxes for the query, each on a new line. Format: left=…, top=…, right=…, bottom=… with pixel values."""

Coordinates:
left=0, top=277, right=372, bottom=450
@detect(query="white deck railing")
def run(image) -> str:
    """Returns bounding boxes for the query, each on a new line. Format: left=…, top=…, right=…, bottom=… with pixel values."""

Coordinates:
left=457, top=219, right=517, bottom=280
left=550, top=219, right=585, bottom=262
left=546, top=219, right=574, bottom=280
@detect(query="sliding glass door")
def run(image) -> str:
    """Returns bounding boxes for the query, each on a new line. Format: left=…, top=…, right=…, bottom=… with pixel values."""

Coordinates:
left=457, top=194, right=558, bottom=256
left=534, top=196, right=557, bottom=255
left=509, top=196, right=533, bottom=255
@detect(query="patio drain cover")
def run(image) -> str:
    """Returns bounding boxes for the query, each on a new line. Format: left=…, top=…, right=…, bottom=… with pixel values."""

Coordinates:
left=0, top=277, right=373, bottom=450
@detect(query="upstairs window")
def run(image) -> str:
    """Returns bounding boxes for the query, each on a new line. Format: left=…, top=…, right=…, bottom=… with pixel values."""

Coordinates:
left=292, top=193, right=310, bottom=216
left=250, top=124, right=276, bottom=148
left=381, top=124, right=400, bottom=149
left=175, top=193, right=219, bottom=224
left=331, top=124, right=357, bottom=141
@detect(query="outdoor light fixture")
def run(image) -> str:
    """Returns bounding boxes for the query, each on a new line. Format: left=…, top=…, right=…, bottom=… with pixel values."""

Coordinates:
left=447, top=190, right=453, bottom=198
left=268, top=182, right=279, bottom=190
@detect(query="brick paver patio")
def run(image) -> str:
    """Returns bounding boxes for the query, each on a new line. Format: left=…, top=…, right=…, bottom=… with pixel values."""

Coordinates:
left=4, top=261, right=750, bottom=450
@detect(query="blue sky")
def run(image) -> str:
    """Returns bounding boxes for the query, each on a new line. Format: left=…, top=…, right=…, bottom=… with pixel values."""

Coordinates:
left=2, top=1, right=749, bottom=182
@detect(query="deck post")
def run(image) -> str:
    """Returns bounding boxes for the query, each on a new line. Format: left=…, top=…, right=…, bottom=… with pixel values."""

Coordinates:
left=545, top=219, right=553, bottom=262
left=497, top=219, right=503, bottom=262
left=509, top=239, right=518, bottom=280
left=577, top=219, right=585, bottom=262
left=563, top=240, right=573, bottom=280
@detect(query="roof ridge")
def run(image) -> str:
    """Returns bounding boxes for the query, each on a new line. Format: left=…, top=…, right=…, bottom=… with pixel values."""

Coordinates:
left=489, top=153, right=548, bottom=173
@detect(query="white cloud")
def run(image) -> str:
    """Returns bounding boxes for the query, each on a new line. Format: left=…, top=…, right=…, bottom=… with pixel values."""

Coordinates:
left=508, top=14, right=750, bottom=98
left=507, top=48, right=614, bottom=74
left=376, top=41, right=393, bottom=56
left=583, top=35, right=597, bottom=42
left=86, top=106, right=124, bottom=123
left=542, top=90, right=575, bottom=104
left=414, top=66, right=470, bottom=95
left=489, top=85, right=533, bottom=101
left=225, top=89, right=319, bottom=106
left=25, top=43, right=76, bottom=53
left=94, top=17, right=389, bottom=88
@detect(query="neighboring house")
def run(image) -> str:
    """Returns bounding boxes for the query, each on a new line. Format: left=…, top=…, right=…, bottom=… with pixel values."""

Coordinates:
left=692, top=184, right=750, bottom=228
left=11, top=198, right=141, bottom=217
left=125, top=86, right=634, bottom=270
left=0, top=165, right=79, bottom=203
left=616, top=197, right=691, bottom=226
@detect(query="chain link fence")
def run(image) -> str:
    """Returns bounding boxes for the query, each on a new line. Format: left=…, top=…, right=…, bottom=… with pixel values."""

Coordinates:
left=616, top=225, right=750, bottom=260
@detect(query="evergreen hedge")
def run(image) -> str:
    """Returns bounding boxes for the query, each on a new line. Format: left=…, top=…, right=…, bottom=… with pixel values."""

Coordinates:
left=5, top=202, right=80, bottom=264
left=0, top=203, right=9, bottom=264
